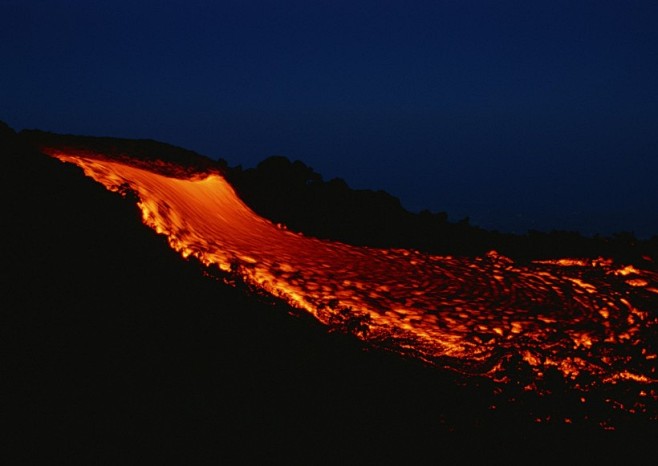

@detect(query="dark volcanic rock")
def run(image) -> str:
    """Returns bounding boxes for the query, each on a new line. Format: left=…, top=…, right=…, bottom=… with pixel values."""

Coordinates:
left=20, top=129, right=229, bottom=177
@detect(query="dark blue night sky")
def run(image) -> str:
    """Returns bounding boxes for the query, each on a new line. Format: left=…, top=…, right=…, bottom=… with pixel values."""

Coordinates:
left=3, top=0, right=657, bottom=237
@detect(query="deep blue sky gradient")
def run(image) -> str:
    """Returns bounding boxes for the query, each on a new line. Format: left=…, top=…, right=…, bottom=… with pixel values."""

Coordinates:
left=3, top=0, right=657, bottom=237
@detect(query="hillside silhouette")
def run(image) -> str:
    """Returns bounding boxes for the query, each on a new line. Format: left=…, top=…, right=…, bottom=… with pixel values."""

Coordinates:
left=19, top=128, right=658, bottom=266
left=226, top=156, right=658, bottom=265
left=3, top=122, right=656, bottom=461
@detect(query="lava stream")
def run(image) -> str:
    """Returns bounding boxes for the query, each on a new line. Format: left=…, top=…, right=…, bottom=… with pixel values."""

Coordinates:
left=46, top=149, right=658, bottom=417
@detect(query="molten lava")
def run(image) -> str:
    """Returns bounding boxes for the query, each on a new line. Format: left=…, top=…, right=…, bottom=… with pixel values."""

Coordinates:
left=45, top=149, right=658, bottom=424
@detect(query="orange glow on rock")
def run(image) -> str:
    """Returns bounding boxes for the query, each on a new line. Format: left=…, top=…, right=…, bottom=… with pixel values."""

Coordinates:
left=44, top=148, right=658, bottom=420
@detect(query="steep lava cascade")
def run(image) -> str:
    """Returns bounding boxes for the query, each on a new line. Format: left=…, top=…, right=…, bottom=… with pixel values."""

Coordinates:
left=46, top=149, right=658, bottom=420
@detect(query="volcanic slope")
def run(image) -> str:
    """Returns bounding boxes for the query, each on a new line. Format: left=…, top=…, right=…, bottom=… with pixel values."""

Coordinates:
left=3, top=123, right=656, bottom=461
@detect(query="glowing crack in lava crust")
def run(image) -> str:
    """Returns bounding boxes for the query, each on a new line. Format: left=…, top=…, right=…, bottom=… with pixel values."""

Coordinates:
left=46, top=149, right=658, bottom=423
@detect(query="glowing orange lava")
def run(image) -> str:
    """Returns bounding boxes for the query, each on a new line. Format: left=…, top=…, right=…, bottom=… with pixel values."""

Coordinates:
left=45, top=148, right=658, bottom=420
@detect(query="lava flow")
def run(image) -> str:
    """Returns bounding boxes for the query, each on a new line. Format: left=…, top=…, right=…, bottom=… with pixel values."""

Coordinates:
left=45, top=148, right=658, bottom=424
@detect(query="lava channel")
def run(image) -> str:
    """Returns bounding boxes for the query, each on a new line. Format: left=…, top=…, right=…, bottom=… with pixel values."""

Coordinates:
left=44, top=148, right=658, bottom=422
